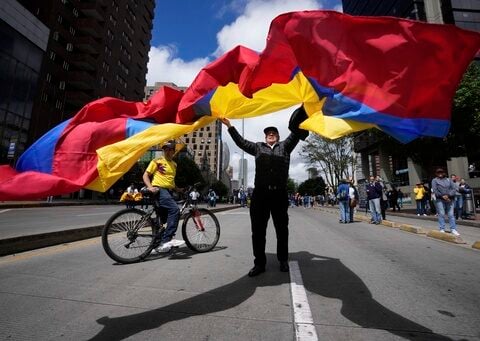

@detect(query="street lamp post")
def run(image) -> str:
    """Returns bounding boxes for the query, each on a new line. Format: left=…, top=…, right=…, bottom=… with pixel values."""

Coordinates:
left=241, top=118, right=245, bottom=188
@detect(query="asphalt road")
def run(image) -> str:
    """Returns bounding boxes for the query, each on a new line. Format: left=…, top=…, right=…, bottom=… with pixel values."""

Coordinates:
left=1, top=207, right=479, bottom=340
left=0, top=205, right=122, bottom=239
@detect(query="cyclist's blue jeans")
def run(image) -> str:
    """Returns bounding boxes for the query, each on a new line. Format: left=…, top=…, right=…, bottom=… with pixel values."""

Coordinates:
left=435, top=199, right=456, bottom=231
left=158, top=188, right=180, bottom=243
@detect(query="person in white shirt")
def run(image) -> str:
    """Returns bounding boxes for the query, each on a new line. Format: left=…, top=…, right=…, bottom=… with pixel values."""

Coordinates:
left=189, top=188, right=200, bottom=206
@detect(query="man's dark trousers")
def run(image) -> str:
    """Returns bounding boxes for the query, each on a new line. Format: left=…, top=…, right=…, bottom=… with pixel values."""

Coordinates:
left=249, top=188, right=289, bottom=267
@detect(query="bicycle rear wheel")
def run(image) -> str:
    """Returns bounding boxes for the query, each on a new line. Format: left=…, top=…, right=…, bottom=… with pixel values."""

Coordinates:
left=182, top=208, right=220, bottom=252
left=102, top=208, right=155, bottom=264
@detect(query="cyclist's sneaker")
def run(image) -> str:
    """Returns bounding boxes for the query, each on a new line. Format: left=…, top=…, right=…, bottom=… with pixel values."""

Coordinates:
left=152, top=243, right=171, bottom=253
left=169, top=239, right=186, bottom=247
left=451, top=229, right=460, bottom=236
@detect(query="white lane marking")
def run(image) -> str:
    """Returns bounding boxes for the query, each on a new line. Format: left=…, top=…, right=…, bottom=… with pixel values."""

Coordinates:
left=289, top=261, right=319, bottom=341
left=217, top=212, right=250, bottom=215
left=0, top=209, right=11, bottom=214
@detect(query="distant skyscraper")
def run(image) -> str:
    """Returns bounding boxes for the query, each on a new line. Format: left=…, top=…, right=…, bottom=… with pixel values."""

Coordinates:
left=238, top=158, right=248, bottom=188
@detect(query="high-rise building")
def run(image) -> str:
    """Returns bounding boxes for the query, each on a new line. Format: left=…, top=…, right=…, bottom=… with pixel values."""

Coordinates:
left=144, top=82, right=223, bottom=180
left=238, top=158, right=248, bottom=188
left=16, top=0, right=155, bottom=145
left=342, top=0, right=480, bottom=30
left=0, top=0, right=49, bottom=163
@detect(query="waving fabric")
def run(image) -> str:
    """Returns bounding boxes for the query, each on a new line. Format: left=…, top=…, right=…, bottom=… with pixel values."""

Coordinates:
left=1, top=10, right=479, bottom=200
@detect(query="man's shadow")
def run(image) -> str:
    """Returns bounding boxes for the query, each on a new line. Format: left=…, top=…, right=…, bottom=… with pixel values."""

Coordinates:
left=89, top=251, right=451, bottom=340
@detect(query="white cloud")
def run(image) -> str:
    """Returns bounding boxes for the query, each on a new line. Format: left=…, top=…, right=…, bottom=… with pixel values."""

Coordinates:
left=215, top=0, right=322, bottom=56
left=146, top=0, right=333, bottom=186
left=146, top=46, right=209, bottom=87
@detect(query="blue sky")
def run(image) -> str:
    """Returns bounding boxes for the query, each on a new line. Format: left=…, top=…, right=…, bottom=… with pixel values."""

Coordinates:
left=146, top=0, right=343, bottom=186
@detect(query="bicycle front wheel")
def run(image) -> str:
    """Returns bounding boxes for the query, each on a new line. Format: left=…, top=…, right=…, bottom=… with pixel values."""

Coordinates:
left=102, top=208, right=155, bottom=264
left=182, top=208, right=220, bottom=252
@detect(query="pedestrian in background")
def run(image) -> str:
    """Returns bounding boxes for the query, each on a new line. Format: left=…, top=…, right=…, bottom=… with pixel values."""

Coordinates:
left=397, top=189, right=404, bottom=208
left=376, top=176, right=388, bottom=220
left=220, top=106, right=307, bottom=276
left=451, top=174, right=463, bottom=220
left=459, top=178, right=471, bottom=219
left=337, top=180, right=350, bottom=223
left=189, top=187, right=200, bottom=206
left=389, top=186, right=400, bottom=211
left=431, top=168, right=459, bottom=236
left=366, top=176, right=382, bottom=224
left=348, top=180, right=358, bottom=223
left=414, top=183, right=426, bottom=216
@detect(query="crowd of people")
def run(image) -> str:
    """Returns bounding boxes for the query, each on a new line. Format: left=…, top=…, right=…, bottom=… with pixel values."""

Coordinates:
left=333, top=170, right=474, bottom=237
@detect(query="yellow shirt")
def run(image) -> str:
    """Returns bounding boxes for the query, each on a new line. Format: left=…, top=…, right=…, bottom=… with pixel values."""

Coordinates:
left=145, top=157, right=176, bottom=189
left=414, top=186, right=425, bottom=200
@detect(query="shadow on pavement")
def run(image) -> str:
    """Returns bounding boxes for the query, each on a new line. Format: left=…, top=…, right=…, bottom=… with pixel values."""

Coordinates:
left=90, top=252, right=451, bottom=341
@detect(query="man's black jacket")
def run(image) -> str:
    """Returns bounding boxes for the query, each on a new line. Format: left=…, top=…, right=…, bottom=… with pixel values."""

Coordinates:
left=228, top=127, right=300, bottom=190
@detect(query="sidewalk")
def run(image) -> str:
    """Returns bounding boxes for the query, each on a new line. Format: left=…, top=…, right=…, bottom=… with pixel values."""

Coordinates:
left=0, top=201, right=240, bottom=256
left=314, top=205, right=480, bottom=250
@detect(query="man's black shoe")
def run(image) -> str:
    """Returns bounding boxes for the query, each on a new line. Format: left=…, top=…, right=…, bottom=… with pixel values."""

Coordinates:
left=248, top=266, right=265, bottom=277
left=279, top=261, right=289, bottom=272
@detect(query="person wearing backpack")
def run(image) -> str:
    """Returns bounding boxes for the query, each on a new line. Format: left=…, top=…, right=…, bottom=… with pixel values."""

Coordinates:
left=337, top=179, right=350, bottom=223
left=208, top=188, right=217, bottom=207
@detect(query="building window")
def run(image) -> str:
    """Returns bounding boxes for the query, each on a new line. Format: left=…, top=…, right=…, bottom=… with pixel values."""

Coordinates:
left=46, top=73, right=52, bottom=82
left=59, top=81, right=65, bottom=90
left=57, top=15, right=63, bottom=24
left=63, top=61, right=69, bottom=70
left=69, top=27, right=75, bottom=36
left=66, top=43, right=73, bottom=52
left=73, top=8, right=79, bottom=17
left=53, top=31, right=59, bottom=41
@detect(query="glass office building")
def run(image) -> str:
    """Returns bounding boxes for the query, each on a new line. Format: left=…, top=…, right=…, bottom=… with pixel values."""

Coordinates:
left=0, top=0, right=49, bottom=163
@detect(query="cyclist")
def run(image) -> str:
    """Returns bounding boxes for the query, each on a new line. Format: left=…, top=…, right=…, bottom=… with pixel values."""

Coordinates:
left=142, top=140, right=185, bottom=253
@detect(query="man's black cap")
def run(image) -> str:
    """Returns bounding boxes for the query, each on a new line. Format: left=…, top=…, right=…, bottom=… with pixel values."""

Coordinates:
left=161, top=140, right=176, bottom=150
left=263, top=126, right=279, bottom=135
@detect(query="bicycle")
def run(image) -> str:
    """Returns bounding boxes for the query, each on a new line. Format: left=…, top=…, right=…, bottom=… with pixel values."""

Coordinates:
left=102, top=184, right=221, bottom=264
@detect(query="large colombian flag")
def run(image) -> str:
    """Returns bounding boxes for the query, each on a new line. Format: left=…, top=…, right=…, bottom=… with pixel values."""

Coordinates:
left=1, top=10, right=479, bottom=200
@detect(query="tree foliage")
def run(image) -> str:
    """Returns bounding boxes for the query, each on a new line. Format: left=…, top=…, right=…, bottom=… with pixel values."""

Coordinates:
left=210, top=180, right=228, bottom=199
left=297, top=176, right=326, bottom=196
left=174, top=155, right=204, bottom=188
left=286, top=177, right=297, bottom=194
left=300, top=134, right=356, bottom=187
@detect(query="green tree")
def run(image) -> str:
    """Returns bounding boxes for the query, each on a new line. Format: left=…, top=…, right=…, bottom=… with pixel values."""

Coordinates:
left=297, top=177, right=326, bottom=196
left=210, top=180, right=228, bottom=200
left=174, top=155, right=204, bottom=188
left=300, top=134, right=355, bottom=187
left=286, top=177, right=297, bottom=194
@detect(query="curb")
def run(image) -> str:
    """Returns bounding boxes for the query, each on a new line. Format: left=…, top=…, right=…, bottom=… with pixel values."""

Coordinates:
left=0, top=205, right=240, bottom=257
left=472, top=241, right=480, bottom=250
left=399, top=224, right=426, bottom=234
left=426, top=230, right=466, bottom=244
left=0, top=225, right=104, bottom=256
left=381, top=220, right=398, bottom=228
